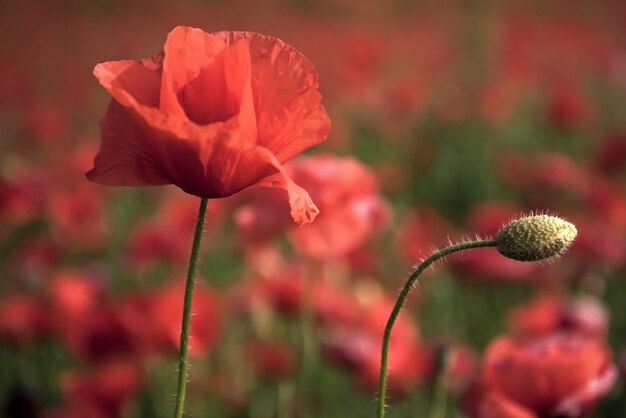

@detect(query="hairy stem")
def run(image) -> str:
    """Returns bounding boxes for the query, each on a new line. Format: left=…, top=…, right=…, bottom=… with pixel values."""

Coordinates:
left=173, top=197, right=208, bottom=418
left=376, top=239, right=496, bottom=418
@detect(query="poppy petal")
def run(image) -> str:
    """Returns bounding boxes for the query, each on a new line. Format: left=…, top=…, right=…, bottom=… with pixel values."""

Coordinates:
left=480, top=392, right=538, bottom=418
left=243, top=32, right=331, bottom=161
left=94, top=60, right=160, bottom=108
left=86, top=100, right=170, bottom=186
left=160, top=26, right=230, bottom=117
left=151, top=127, right=261, bottom=198
left=94, top=60, right=199, bottom=141
left=253, top=148, right=319, bottom=225
left=180, top=39, right=257, bottom=142
left=553, top=364, right=617, bottom=417
left=149, top=128, right=317, bottom=224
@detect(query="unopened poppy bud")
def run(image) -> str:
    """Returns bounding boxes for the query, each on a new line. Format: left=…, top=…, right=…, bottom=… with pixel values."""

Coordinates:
left=496, top=214, right=577, bottom=262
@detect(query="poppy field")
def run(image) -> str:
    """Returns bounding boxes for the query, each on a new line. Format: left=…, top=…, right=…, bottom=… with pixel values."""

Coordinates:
left=2, top=1, right=626, bottom=417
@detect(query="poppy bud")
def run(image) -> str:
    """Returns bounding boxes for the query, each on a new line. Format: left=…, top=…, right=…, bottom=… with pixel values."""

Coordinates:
left=496, top=214, right=577, bottom=262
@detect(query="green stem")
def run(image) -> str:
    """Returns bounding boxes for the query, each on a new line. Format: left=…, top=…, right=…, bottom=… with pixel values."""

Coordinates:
left=376, top=239, right=496, bottom=418
left=173, top=197, right=208, bottom=418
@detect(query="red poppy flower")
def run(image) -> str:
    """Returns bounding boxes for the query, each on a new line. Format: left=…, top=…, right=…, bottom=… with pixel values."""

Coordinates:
left=462, top=333, right=616, bottom=418
left=87, top=26, right=331, bottom=225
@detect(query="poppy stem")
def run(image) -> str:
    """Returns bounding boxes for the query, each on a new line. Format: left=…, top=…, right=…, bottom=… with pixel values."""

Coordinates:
left=173, top=197, right=208, bottom=418
left=376, top=239, right=496, bottom=418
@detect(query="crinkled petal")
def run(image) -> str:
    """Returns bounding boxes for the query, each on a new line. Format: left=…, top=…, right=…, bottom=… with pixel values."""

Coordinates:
left=178, top=30, right=331, bottom=161
left=86, top=100, right=170, bottom=186
left=91, top=60, right=201, bottom=186
left=241, top=32, right=331, bottom=161
left=94, top=60, right=160, bottom=108
left=94, top=60, right=201, bottom=142
left=160, top=26, right=231, bottom=116
left=180, top=39, right=257, bottom=142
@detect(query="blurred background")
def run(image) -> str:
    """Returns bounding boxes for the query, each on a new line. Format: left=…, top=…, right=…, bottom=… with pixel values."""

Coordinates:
left=1, top=0, right=626, bottom=417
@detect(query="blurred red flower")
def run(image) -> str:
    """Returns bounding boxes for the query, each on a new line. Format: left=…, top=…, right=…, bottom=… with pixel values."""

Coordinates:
left=419, top=339, right=478, bottom=394
left=395, top=207, right=451, bottom=264
left=127, top=223, right=190, bottom=267
left=0, top=294, right=51, bottom=346
left=546, top=81, right=594, bottom=129
left=231, top=266, right=360, bottom=325
left=462, top=333, right=616, bottom=418
left=22, top=102, right=67, bottom=144
left=62, top=304, right=141, bottom=362
left=47, top=270, right=102, bottom=319
left=467, top=201, right=521, bottom=237
left=320, top=286, right=422, bottom=397
left=5, top=237, right=61, bottom=283
left=48, top=185, right=107, bottom=250
left=573, top=218, right=626, bottom=266
left=60, top=361, right=142, bottom=418
left=236, top=155, right=390, bottom=259
left=88, top=26, right=330, bottom=225
left=126, top=193, right=222, bottom=268
left=508, top=294, right=608, bottom=338
left=594, top=132, right=626, bottom=175
left=245, top=339, right=296, bottom=381
left=287, top=156, right=390, bottom=259
left=451, top=246, right=539, bottom=283
left=234, top=188, right=291, bottom=247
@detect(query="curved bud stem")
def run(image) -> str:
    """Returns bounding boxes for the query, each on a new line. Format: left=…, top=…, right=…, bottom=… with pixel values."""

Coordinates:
left=376, top=239, right=497, bottom=418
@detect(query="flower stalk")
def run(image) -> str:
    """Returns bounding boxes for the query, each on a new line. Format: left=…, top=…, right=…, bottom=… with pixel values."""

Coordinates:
left=173, top=197, right=208, bottom=418
left=377, top=214, right=577, bottom=418
left=376, top=239, right=497, bottom=418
